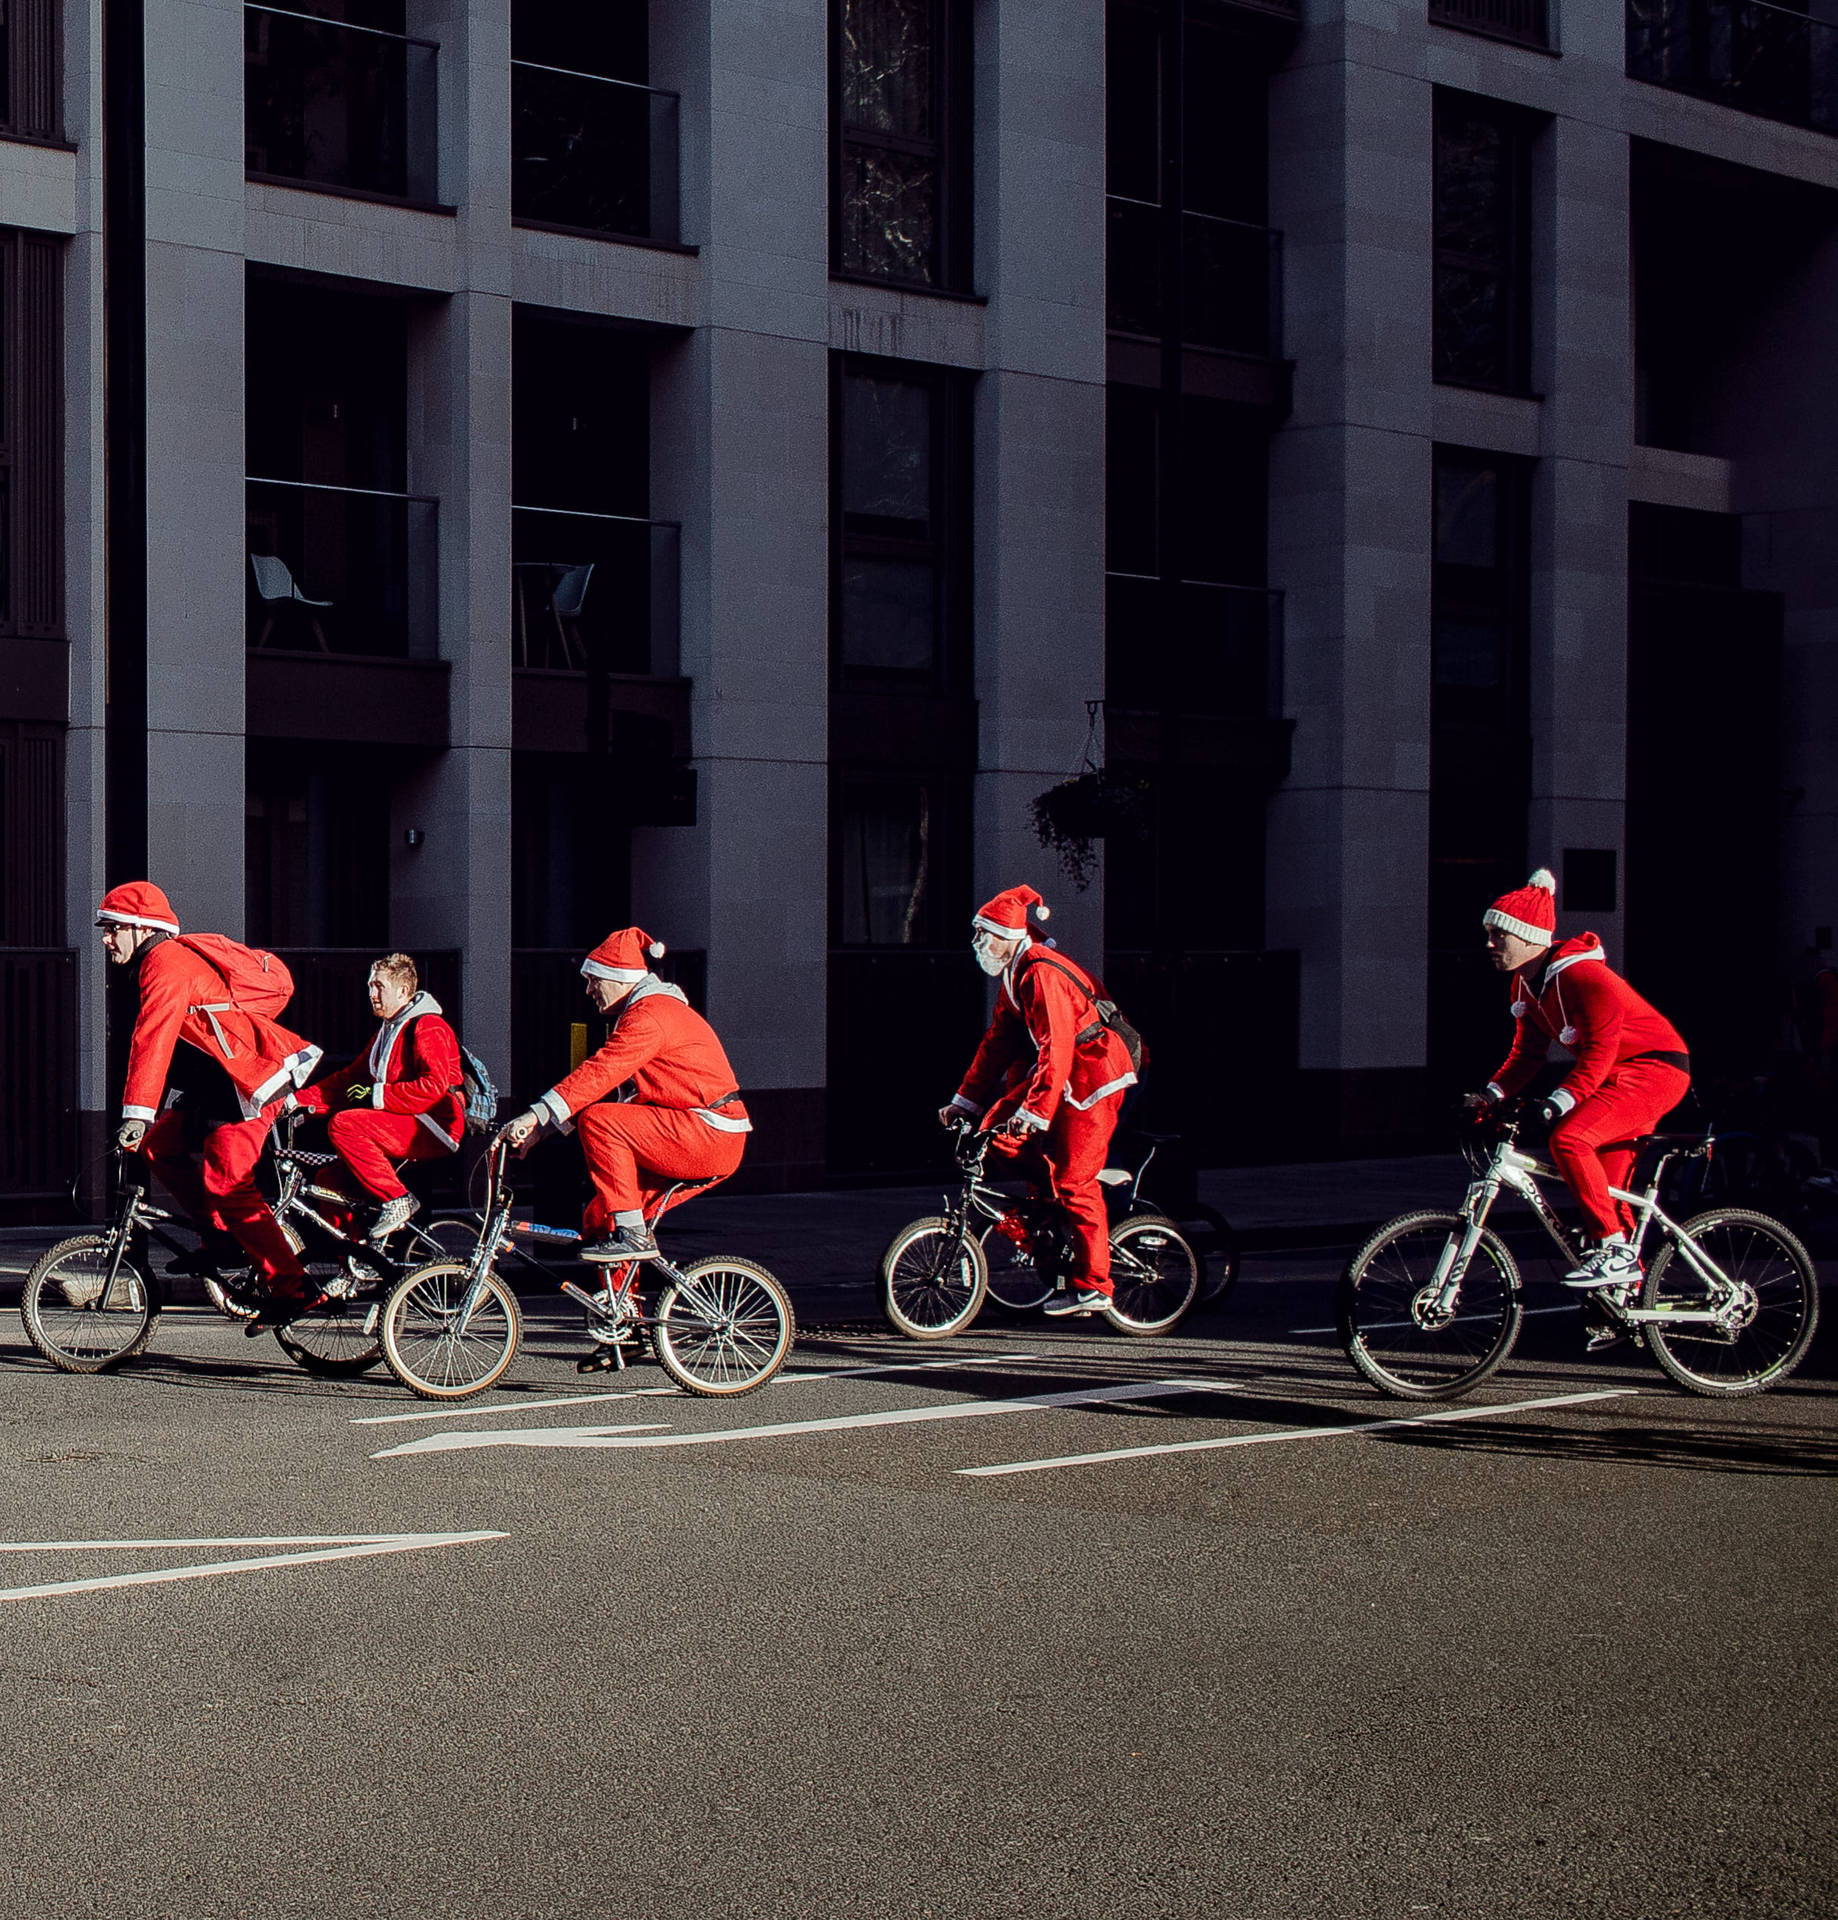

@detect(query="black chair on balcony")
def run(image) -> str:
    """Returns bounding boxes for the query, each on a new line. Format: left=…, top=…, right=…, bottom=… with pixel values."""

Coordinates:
left=515, top=560, right=593, bottom=669
left=250, top=553, right=333, bottom=652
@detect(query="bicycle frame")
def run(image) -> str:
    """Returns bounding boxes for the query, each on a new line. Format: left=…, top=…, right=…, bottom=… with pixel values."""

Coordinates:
left=1443, top=1123, right=1738, bottom=1331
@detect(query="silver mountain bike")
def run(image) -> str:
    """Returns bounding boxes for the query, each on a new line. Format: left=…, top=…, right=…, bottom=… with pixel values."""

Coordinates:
left=1338, top=1112, right=1819, bottom=1401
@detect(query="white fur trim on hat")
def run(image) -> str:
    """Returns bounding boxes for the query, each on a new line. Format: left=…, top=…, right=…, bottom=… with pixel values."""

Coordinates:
left=581, top=958, right=649, bottom=982
left=96, top=907, right=181, bottom=934
left=1482, top=908, right=1554, bottom=945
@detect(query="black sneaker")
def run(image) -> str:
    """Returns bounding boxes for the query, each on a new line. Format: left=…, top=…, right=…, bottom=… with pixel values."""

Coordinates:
left=1043, top=1285, right=1111, bottom=1318
left=244, top=1285, right=329, bottom=1336
left=169, top=1231, right=245, bottom=1279
left=581, top=1227, right=660, bottom=1265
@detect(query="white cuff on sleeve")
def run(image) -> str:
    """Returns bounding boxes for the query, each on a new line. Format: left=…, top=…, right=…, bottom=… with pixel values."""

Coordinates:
left=1548, top=1087, right=1577, bottom=1116
left=950, top=1094, right=979, bottom=1115
left=1015, top=1108, right=1050, bottom=1134
left=1484, top=1082, right=1504, bottom=1102
left=121, top=1104, right=157, bottom=1124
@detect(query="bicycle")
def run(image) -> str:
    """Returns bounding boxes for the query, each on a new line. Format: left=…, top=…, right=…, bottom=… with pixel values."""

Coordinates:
left=879, top=1117, right=1203, bottom=1339
left=1337, top=1110, right=1820, bottom=1401
left=376, top=1136, right=797, bottom=1401
left=20, top=1121, right=467, bottom=1377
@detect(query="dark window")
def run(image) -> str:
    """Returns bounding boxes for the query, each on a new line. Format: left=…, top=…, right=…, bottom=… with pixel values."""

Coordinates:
left=0, top=227, right=63, bottom=639
left=832, top=0, right=971, bottom=289
left=244, top=752, right=390, bottom=947
left=0, top=720, right=63, bottom=944
left=1562, top=848, right=1617, bottom=914
left=1433, top=91, right=1534, bottom=393
left=834, top=774, right=957, bottom=947
left=1429, top=0, right=1550, bottom=52
left=833, top=359, right=968, bottom=686
left=0, top=0, right=62, bottom=142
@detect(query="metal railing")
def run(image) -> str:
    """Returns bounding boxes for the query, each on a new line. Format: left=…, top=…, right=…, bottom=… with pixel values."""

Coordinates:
left=1105, top=575, right=1285, bottom=719
left=246, top=477, right=439, bottom=660
left=1107, top=198, right=1284, bottom=359
left=511, top=62, right=680, bottom=243
left=1628, top=0, right=1838, bottom=137
left=245, top=4, right=439, bottom=202
left=0, top=947, right=76, bottom=1198
left=510, top=508, right=681, bottom=678
left=1429, top=0, right=1551, bottom=47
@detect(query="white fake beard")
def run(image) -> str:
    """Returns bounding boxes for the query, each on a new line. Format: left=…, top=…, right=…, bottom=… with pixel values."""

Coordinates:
left=974, top=945, right=1007, bottom=977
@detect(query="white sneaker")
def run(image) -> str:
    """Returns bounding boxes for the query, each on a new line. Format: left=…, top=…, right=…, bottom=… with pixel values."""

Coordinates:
left=1563, top=1244, right=1643, bottom=1291
left=368, top=1193, right=420, bottom=1241
left=1043, top=1285, right=1110, bottom=1317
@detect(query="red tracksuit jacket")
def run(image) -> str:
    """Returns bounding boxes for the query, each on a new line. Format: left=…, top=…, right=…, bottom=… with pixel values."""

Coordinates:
left=536, top=979, right=751, bottom=1137
left=951, top=942, right=1137, bottom=1131
left=297, top=992, right=465, bottom=1151
left=122, top=936, right=321, bottom=1125
left=1487, top=934, right=1689, bottom=1110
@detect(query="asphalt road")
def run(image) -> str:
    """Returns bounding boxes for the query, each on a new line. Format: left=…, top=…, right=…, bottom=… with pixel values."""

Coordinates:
left=0, top=1247, right=1831, bottom=1920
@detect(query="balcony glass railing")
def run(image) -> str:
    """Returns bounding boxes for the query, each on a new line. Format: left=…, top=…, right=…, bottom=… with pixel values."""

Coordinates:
left=511, top=507, right=681, bottom=678
left=245, top=4, right=439, bottom=202
left=1429, top=0, right=1551, bottom=48
left=246, top=478, right=438, bottom=659
left=1105, top=574, right=1285, bottom=718
left=1106, top=198, right=1284, bottom=359
left=1628, top=0, right=1838, bottom=137
left=511, top=63, right=680, bottom=243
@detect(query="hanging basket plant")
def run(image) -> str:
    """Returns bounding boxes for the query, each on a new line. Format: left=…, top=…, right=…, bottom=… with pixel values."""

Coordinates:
left=1030, top=770, right=1149, bottom=892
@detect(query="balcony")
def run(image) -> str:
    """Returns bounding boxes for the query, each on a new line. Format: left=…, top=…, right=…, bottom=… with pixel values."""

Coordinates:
left=1628, top=0, right=1838, bottom=138
left=510, top=508, right=689, bottom=767
left=1106, top=198, right=1284, bottom=361
left=245, top=4, right=439, bottom=204
left=511, top=62, right=680, bottom=244
left=1429, top=0, right=1551, bottom=50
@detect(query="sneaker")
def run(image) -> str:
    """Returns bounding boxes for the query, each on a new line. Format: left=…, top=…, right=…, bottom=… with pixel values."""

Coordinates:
left=581, top=1226, right=660, bottom=1265
left=1043, top=1284, right=1112, bottom=1317
left=367, top=1193, right=421, bottom=1241
left=576, top=1349, right=623, bottom=1374
left=1562, top=1245, right=1643, bottom=1291
left=244, top=1283, right=329, bottom=1336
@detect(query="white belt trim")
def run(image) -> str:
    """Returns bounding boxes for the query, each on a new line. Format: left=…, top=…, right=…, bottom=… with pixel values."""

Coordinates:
left=416, top=1112, right=461, bottom=1152
left=1062, top=1073, right=1136, bottom=1112
left=192, top=1002, right=237, bottom=1059
left=695, top=1107, right=752, bottom=1134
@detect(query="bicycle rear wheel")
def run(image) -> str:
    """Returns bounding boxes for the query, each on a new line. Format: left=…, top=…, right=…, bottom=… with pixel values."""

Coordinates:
left=1339, top=1211, right=1522, bottom=1400
left=880, top=1217, right=988, bottom=1338
left=1641, top=1208, right=1818, bottom=1398
left=274, top=1234, right=385, bottom=1376
left=653, top=1257, right=795, bottom=1396
left=380, top=1261, right=522, bottom=1401
left=1102, top=1214, right=1200, bottom=1336
left=977, top=1220, right=1055, bottom=1312
left=20, top=1237, right=158, bottom=1373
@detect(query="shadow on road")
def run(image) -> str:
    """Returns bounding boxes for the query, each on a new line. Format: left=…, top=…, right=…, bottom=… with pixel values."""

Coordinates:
left=1379, top=1416, right=1838, bottom=1477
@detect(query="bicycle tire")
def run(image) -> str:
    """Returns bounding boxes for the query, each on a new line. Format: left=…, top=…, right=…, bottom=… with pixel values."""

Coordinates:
left=20, top=1236, right=159, bottom=1373
left=1641, top=1207, right=1819, bottom=1398
left=652, top=1256, right=795, bottom=1396
left=977, top=1220, right=1056, bottom=1313
left=1189, top=1205, right=1241, bottom=1305
left=271, top=1226, right=386, bottom=1376
left=1102, top=1214, right=1200, bottom=1336
left=1339, top=1210, right=1523, bottom=1401
left=379, top=1261, right=522, bottom=1401
left=880, top=1217, right=989, bottom=1339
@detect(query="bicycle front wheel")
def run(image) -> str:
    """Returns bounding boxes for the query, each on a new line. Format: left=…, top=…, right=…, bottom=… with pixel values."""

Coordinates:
left=978, top=1221, right=1055, bottom=1312
left=1102, top=1214, right=1200, bottom=1336
left=880, top=1217, right=988, bottom=1338
left=653, top=1257, right=796, bottom=1396
left=1339, top=1211, right=1523, bottom=1400
left=21, top=1237, right=158, bottom=1373
left=277, top=1293, right=385, bottom=1377
left=1641, top=1208, right=1819, bottom=1398
left=380, top=1262, right=522, bottom=1401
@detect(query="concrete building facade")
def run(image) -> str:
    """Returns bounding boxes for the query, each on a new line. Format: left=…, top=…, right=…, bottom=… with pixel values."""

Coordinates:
left=0, top=0, right=1833, bottom=1214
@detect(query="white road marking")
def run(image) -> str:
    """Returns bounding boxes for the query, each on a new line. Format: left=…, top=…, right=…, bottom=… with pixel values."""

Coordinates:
left=956, top=1387, right=1637, bottom=1477
left=374, top=1376, right=1229, bottom=1459
left=352, top=1352, right=1042, bottom=1426
left=1291, top=1304, right=1580, bottom=1335
left=0, top=1530, right=509, bottom=1602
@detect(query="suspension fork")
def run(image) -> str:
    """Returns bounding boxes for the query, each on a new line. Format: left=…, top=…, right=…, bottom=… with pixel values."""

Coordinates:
left=1429, top=1177, right=1501, bottom=1314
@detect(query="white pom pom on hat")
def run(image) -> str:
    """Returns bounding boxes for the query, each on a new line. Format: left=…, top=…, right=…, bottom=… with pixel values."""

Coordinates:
left=1528, top=868, right=1556, bottom=892
left=1482, top=867, right=1559, bottom=944
left=648, top=940, right=666, bottom=958
left=1035, top=904, right=1050, bottom=922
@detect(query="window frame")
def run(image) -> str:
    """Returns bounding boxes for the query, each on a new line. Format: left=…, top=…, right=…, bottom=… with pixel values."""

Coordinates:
left=829, top=0, right=974, bottom=293
left=1431, top=88, right=1537, bottom=397
left=0, top=226, right=64, bottom=641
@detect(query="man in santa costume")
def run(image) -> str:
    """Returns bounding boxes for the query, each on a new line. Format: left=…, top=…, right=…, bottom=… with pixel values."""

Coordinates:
left=293, top=952, right=463, bottom=1239
left=940, top=884, right=1138, bottom=1317
left=97, top=881, right=322, bottom=1317
left=499, top=927, right=749, bottom=1265
left=1467, top=868, right=1691, bottom=1295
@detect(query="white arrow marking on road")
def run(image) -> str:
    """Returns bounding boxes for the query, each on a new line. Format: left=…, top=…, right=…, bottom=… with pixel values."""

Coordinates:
left=374, top=1377, right=1230, bottom=1459
left=957, top=1387, right=1638, bottom=1477
left=0, top=1530, right=510, bottom=1602
left=351, top=1353, right=1043, bottom=1428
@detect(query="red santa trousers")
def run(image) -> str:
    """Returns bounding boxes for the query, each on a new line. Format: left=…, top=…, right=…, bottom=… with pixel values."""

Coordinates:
left=988, top=1096, right=1121, bottom=1293
left=326, top=1108, right=451, bottom=1203
left=1548, top=1059, right=1691, bottom=1241
left=142, top=1106, right=304, bottom=1286
left=575, top=1104, right=746, bottom=1238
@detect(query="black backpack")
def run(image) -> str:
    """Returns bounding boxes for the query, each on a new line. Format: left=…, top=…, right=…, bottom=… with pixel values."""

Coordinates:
left=1020, top=950, right=1145, bottom=1076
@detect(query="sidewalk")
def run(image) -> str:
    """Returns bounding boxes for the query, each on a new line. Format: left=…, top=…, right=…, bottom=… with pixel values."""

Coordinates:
left=0, top=1152, right=1467, bottom=1324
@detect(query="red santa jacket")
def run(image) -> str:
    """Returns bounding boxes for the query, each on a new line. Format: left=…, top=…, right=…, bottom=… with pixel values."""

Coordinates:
left=951, top=941, right=1137, bottom=1133
left=537, top=978, right=751, bottom=1136
left=1487, top=933, right=1689, bottom=1115
left=297, top=992, right=465, bottom=1151
left=122, top=936, right=322, bottom=1124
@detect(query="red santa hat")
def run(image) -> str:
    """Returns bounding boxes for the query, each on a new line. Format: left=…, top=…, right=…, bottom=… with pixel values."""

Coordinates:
left=581, top=926, right=666, bottom=983
left=94, top=881, right=180, bottom=935
left=973, top=885, right=1050, bottom=942
left=1483, top=868, right=1557, bottom=946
